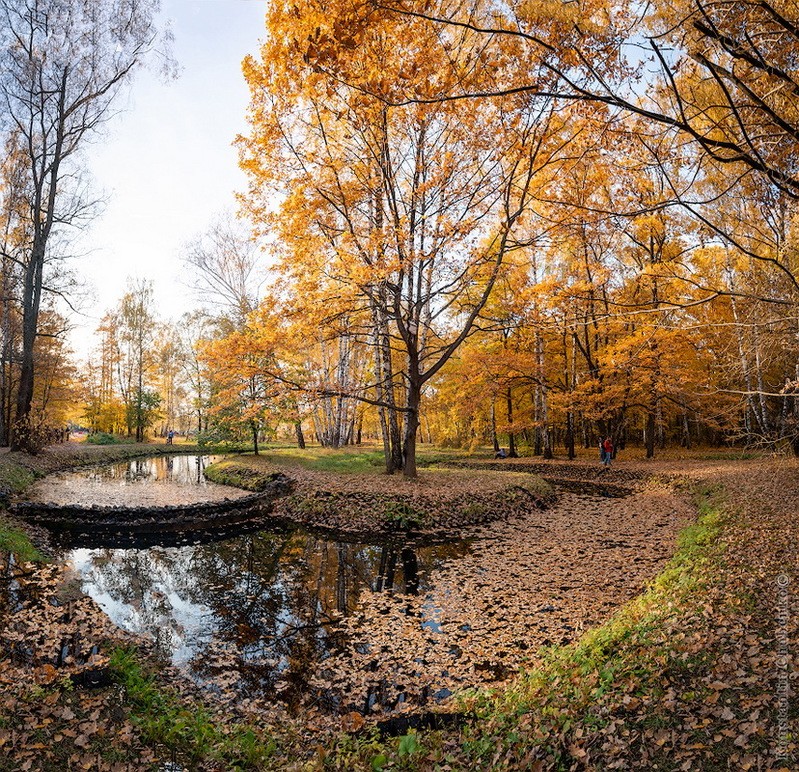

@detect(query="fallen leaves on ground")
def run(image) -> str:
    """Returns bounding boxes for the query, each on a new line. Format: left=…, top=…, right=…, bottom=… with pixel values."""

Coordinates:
left=0, top=562, right=159, bottom=769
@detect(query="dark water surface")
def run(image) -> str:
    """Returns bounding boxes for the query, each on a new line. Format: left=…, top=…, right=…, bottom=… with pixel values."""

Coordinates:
left=55, top=456, right=469, bottom=710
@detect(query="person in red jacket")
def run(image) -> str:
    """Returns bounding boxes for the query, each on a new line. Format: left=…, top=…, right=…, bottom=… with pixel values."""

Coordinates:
left=602, top=436, right=614, bottom=466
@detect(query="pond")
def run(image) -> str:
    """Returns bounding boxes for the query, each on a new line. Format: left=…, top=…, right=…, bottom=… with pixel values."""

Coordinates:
left=26, top=454, right=245, bottom=508
left=68, top=529, right=468, bottom=713
left=30, top=455, right=471, bottom=714
left=29, top=455, right=687, bottom=718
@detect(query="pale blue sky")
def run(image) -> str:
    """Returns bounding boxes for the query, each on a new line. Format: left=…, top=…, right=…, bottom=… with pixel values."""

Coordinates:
left=73, top=0, right=267, bottom=353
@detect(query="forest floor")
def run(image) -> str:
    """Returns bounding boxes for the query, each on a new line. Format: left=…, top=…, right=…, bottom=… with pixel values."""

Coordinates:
left=0, top=443, right=796, bottom=770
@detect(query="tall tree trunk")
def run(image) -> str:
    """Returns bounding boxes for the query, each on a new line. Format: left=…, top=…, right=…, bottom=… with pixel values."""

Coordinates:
left=532, top=385, right=542, bottom=455
left=681, top=410, right=692, bottom=449
left=565, top=411, right=575, bottom=460
left=0, top=279, right=12, bottom=446
left=506, top=388, right=518, bottom=457
left=536, top=331, right=553, bottom=459
left=295, top=421, right=305, bottom=449
left=645, top=410, right=656, bottom=459
left=371, top=297, right=403, bottom=473
left=491, top=401, right=500, bottom=453
left=12, top=244, right=44, bottom=450
left=402, top=368, right=422, bottom=478
left=753, top=327, right=770, bottom=435
left=251, top=421, right=260, bottom=455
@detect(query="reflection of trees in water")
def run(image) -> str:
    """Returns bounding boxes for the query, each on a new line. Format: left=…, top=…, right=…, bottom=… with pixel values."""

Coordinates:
left=188, top=534, right=396, bottom=707
left=81, top=455, right=216, bottom=486
left=74, top=531, right=464, bottom=711
left=125, top=458, right=155, bottom=483
left=375, top=547, right=419, bottom=595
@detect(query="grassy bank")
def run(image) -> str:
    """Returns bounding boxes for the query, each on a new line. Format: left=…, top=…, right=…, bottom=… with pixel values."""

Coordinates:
left=0, top=514, right=45, bottom=562
left=229, top=445, right=476, bottom=474
left=108, top=648, right=283, bottom=770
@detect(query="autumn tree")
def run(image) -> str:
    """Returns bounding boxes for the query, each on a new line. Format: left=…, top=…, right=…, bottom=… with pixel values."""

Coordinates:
left=240, top=0, right=604, bottom=476
left=82, top=312, right=126, bottom=434
left=114, top=280, right=161, bottom=442
left=177, top=311, right=214, bottom=437
left=342, top=0, right=799, bottom=197
left=27, top=308, right=77, bottom=432
left=200, top=316, right=281, bottom=454
left=0, top=0, right=168, bottom=450
left=155, top=325, right=189, bottom=437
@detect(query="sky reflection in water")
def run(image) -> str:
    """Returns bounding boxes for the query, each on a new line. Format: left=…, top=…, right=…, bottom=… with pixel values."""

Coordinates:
left=62, top=457, right=468, bottom=710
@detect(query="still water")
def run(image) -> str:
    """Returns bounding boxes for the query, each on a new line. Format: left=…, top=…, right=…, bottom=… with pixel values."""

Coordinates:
left=51, top=456, right=469, bottom=712
left=27, top=454, right=246, bottom=508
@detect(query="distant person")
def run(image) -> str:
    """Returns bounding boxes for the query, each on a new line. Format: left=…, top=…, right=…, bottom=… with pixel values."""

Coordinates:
left=495, top=448, right=508, bottom=459
left=599, top=438, right=605, bottom=464
left=602, top=436, right=614, bottom=467
left=167, top=429, right=174, bottom=445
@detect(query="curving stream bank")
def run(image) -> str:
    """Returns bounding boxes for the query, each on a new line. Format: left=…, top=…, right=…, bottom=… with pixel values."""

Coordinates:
left=8, top=452, right=697, bottom=723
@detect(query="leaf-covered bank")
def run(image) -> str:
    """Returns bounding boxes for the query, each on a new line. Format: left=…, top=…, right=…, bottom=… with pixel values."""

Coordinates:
left=204, top=453, right=555, bottom=536
left=316, top=460, right=797, bottom=771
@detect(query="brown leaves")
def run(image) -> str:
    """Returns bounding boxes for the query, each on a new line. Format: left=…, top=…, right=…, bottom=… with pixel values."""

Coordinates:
left=304, top=482, right=694, bottom=718
left=0, top=562, right=157, bottom=769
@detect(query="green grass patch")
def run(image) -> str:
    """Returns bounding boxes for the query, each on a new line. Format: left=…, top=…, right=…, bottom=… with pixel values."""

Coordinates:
left=203, top=459, right=277, bottom=491
left=109, top=647, right=278, bottom=770
left=255, top=444, right=477, bottom=474
left=0, top=457, right=37, bottom=494
left=0, top=518, right=45, bottom=563
left=85, top=432, right=137, bottom=445
left=262, top=446, right=388, bottom=473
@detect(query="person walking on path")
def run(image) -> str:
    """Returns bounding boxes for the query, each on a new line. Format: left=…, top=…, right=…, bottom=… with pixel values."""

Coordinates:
left=602, top=436, right=614, bottom=467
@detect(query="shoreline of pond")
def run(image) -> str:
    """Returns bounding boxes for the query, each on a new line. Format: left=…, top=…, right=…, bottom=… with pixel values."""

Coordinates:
left=20, top=451, right=694, bottom=727
left=203, top=455, right=559, bottom=538
left=1, top=444, right=561, bottom=549
left=0, top=443, right=248, bottom=557
left=5, top=443, right=758, bottom=769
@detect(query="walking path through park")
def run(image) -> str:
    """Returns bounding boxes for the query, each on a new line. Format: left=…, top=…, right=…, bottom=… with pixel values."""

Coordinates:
left=0, top=448, right=796, bottom=769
